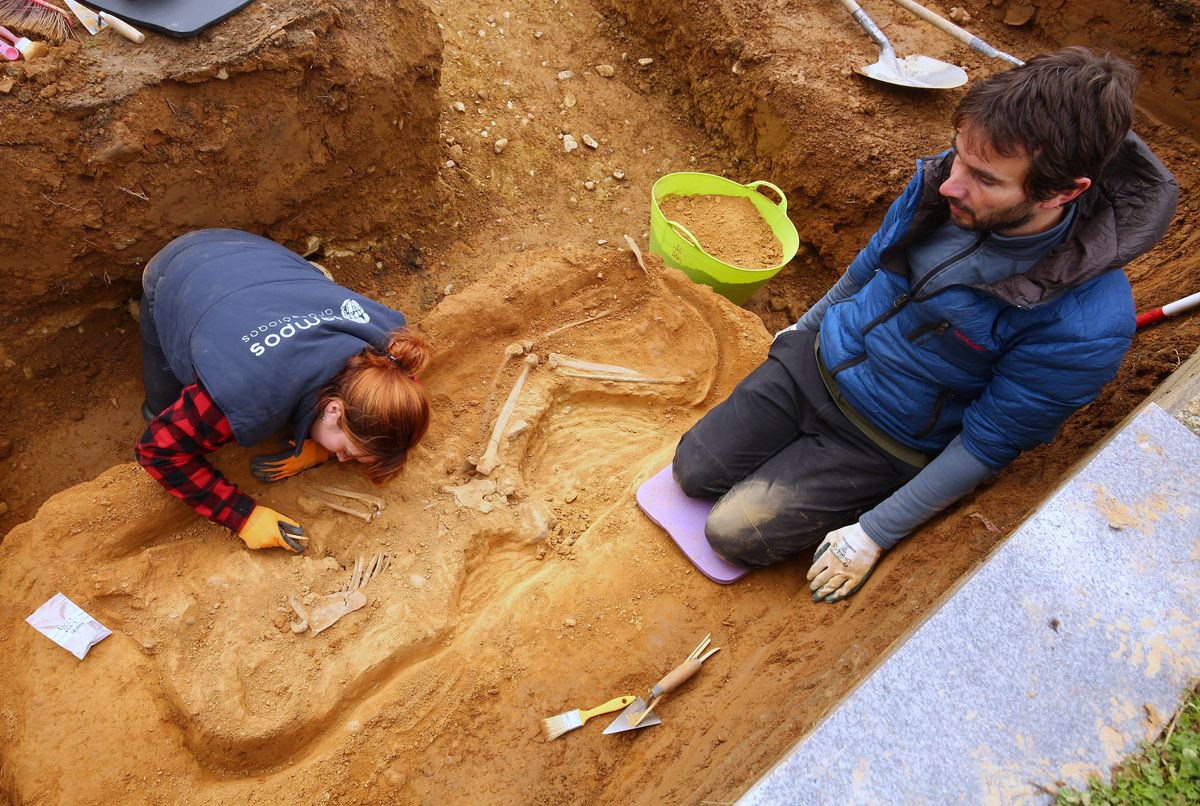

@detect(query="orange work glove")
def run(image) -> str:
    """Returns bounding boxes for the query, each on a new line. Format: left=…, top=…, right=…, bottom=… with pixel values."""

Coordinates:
left=237, top=505, right=306, bottom=553
left=250, top=439, right=331, bottom=483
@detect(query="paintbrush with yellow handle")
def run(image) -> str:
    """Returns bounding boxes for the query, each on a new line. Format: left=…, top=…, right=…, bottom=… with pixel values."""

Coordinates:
left=543, top=695, right=636, bottom=740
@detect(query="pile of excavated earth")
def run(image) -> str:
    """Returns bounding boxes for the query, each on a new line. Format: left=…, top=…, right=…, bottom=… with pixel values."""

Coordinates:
left=0, top=0, right=1197, bottom=802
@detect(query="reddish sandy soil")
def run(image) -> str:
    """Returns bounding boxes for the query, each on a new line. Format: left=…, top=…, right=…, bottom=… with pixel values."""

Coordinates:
left=0, top=0, right=1198, bottom=803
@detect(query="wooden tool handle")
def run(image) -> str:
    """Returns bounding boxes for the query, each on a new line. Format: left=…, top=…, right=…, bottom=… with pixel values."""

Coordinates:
left=580, top=695, right=635, bottom=722
left=889, top=0, right=973, bottom=45
left=649, top=657, right=702, bottom=697
left=99, top=12, right=145, bottom=44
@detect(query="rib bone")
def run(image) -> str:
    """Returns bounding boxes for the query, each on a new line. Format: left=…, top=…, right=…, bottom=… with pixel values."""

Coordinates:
left=477, top=353, right=539, bottom=476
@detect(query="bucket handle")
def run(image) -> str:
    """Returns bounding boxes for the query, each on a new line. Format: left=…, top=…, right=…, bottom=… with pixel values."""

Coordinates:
left=745, top=180, right=788, bottom=215
left=666, top=219, right=704, bottom=250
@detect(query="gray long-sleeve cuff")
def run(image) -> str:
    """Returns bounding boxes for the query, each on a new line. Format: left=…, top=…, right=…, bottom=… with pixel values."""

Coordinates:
left=859, top=435, right=996, bottom=549
left=795, top=267, right=863, bottom=332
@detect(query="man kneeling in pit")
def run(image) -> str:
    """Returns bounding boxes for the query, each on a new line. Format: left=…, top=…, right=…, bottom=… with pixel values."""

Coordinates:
left=673, top=48, right=1177, bottom=602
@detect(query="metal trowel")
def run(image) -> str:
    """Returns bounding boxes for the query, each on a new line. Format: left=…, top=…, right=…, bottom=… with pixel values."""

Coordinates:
left=602, top=698, right=663, bottom=734
left=64, top=0, right=146, bottom=43
left=604, top=634, right=720, bottom=734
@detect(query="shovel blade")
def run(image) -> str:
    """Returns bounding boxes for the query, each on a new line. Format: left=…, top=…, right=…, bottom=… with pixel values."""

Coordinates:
left=602, top=697, right=662, bottom=734
left=858, top=54, right=967, bottom=89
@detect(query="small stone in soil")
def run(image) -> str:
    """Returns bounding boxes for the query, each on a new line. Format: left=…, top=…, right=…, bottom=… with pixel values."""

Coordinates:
left=452, top=101, right=466, bottom=112
left=595, top=64, right=615, bottom=77
left=562, top=134, right=579, bottom=153
left=494, top=138, right=508, bottom=154
left=582, top=134, right=598, bottom=149
left=638, top=57, right=654, bottom=66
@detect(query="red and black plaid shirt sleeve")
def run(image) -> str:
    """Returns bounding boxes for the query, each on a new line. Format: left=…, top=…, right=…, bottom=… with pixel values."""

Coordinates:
left=135, top=383, right=257, bottom=533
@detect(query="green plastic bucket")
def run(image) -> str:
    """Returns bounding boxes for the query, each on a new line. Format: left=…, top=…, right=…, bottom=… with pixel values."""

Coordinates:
left=649, top=172, right=800, bottom=305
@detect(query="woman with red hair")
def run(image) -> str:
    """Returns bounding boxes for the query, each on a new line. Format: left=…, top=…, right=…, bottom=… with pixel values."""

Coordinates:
left=135, top=229, right=431, bottom=553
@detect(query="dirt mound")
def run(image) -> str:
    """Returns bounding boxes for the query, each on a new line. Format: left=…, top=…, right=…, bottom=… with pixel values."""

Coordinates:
left=0, top=0, right=442, bottom=310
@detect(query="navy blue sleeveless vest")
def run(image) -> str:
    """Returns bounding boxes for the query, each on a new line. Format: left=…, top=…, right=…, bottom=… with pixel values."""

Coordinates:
left=148, top=229, right=407, bottom=447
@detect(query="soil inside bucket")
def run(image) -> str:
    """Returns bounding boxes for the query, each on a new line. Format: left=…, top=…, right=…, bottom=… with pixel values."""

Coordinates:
left=659, top=194, right=785, bottom=269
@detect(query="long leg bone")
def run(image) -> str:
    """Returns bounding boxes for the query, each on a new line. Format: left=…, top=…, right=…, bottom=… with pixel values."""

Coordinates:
left=477, top=353, right=539, bottom=476
left=480, top=343, right=526, bottom=437
left=557, top=369, right=686, bottom=384
left=548, top=353, right=642, bottom=376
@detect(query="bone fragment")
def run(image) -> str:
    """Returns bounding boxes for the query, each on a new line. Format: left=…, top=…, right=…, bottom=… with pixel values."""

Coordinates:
left=557, top=369, right=686, bottom=384
left=307, top=590, right=368, bottom=636
left=477, top=353, right=539, bottom=475
left=624, top=234, right=650, bottom=276
left=480, top=343, right=526, bottom=437
left=549, top=352, right=642, bottom=376
left=542, top=309, right=614, bottom=339
left=307, top=484, right=385, bottom=522
left=288, top=595, right=309, bottom=633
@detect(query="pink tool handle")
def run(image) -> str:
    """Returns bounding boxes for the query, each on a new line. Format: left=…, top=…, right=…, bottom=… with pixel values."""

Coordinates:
left=1136, top=290, right=1200, bottom=330
left=0, top=27, right=20, bottom=60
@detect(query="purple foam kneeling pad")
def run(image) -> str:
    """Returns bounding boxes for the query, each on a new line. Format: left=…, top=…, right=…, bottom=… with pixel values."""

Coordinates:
left=636, top=465, right=750, bottom=584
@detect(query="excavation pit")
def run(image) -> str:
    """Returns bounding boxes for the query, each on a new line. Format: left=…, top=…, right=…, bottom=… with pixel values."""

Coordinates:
left=1, top=0, right=1198, bottom=803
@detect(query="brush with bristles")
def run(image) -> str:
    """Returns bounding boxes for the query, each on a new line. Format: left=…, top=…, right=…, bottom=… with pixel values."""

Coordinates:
left=543, top=695, right=634, bottom=741
left=0, top=0, right=72, bottom=44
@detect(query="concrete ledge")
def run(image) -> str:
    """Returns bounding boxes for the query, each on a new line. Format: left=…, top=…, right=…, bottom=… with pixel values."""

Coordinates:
left=742, top=399, right=1200, bottom=804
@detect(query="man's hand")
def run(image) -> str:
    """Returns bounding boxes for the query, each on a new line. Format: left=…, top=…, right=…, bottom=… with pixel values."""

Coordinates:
left=237, top=505, right=306, bottom=553
left=251, top=440, right=331, bottom=482
left=806, top=523, right=883, bottom=603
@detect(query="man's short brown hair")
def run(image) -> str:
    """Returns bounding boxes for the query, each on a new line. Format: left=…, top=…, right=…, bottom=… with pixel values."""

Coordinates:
left=951, top=47, right=1137, bottom=201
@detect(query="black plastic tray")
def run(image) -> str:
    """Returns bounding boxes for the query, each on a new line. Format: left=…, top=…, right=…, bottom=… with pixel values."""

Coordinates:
left=82, top=0, right=256, bottom=38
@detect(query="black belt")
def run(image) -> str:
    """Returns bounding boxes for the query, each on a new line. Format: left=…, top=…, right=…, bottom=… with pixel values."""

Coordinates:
left=814, top=338, right=930, bottom=469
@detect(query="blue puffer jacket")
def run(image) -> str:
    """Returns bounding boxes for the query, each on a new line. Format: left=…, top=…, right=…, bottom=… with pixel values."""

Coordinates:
left=815, top=134, right=1177, bottom=469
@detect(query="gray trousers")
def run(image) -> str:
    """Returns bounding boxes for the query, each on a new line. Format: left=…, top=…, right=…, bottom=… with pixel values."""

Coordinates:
left=671, top=329, right=921, bottom=567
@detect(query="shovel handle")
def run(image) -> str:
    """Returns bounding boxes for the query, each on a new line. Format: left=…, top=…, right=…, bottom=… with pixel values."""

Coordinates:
left=837, top=0, right=888, bottom=46
left=889, top=0, right=972, bottom=45
left=888, top=0, right=1024, bottom=65
left=649, top=657, right=703, bottom=697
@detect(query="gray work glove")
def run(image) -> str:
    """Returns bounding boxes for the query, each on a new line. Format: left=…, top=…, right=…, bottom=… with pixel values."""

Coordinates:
left=807, top=522, right=883, bottom=603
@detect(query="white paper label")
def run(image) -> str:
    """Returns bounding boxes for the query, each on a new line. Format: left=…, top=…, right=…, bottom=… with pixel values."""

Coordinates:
left=26, top=592, right=112, bottom=660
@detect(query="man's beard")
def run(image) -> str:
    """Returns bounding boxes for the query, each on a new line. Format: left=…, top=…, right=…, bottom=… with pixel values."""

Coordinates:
left=946, top=198, right=1038, bottom=233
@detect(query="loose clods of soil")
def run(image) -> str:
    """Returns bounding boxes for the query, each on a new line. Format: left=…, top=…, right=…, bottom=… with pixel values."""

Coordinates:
left=658, top=194, right=784, bottom=269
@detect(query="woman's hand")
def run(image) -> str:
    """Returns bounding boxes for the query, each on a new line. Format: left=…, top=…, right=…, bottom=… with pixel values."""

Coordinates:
left=251, top=440, right=331, bottom=482
left=237, top=505, right=306, bottom=552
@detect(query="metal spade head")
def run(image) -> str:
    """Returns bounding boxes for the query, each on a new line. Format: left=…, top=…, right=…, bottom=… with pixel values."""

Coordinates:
left=856, top=48, right=968, bottom=90
left=603, top=697, right=663, bottom=734
left=840, top=0, right=967, bottom=90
